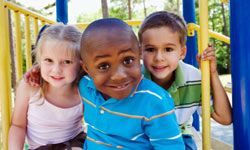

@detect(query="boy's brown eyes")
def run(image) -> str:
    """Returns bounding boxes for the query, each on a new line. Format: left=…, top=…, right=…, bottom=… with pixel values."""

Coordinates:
left=165, top=48, right=174, bottom=52
left=144, top=47, right=174, bottom=52
left=96, top=57, right=135, bottom=71
left=144, top=48, right=155, bottom=52
left=98, top=63, right=110, bottom=71
left=123, top=57, right=135, bottom=65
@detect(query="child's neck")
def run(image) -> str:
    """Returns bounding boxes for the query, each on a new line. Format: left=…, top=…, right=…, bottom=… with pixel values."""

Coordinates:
left=46, top=84, right=75, bottom=95
left=44, top=83, right=79, bottom=108
left=152, top=73, right=175, bottom=90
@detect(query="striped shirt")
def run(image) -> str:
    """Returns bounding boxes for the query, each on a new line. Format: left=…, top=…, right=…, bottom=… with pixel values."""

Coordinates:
left=79, top=75, right=184, bottom=150
left=143, top=61, right=205, bottom=135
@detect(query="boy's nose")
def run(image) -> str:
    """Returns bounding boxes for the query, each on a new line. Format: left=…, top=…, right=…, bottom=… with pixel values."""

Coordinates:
left=110, top=66, right=127, bottom=81
left=155, top=51, right=164, bottom=61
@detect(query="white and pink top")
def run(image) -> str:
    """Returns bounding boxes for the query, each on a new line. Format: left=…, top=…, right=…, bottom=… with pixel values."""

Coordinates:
left=26, top=92, right=83, bottom=149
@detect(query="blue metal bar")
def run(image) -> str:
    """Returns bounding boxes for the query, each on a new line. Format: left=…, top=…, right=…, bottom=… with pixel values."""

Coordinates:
left=183, top=0, right=199, bottom=131
left=183, top=0, right=198, bottom=68
left=56, top=0, right=68, bottom=24
left=230, top=0, right=250, bottom=149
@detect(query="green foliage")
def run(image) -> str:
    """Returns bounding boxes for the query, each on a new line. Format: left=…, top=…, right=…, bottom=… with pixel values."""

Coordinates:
left=109, top=7, right=128, bottom=20
left=196, top=0, right=230, bottom=74
left=164, top=0, right=181, bottom=14
left=109, top=0, right=131, bottom=20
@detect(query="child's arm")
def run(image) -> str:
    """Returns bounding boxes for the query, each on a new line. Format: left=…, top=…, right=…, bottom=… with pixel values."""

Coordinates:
left=8, top=80, right=35, bottom=150
left=198, top=44, right=232, bottom=125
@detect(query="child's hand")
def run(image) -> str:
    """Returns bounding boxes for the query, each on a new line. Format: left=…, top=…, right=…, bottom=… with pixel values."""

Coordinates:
left=24, top=65, right=41, bottom=87
left=196, top=44, right=218, bottom=74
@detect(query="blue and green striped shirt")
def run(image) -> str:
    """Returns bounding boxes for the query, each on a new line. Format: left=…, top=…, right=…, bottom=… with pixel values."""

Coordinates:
left=79, top=75, right=184, bottom=150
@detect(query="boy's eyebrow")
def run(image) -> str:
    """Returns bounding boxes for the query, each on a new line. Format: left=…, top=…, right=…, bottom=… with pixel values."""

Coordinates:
left=144, top=42, right=176, bottom=47
left=118, top=48, right=134, bottom=55
left=94, top=54, right=111, bottom=61
left=94, top=48, right=135, bottom=61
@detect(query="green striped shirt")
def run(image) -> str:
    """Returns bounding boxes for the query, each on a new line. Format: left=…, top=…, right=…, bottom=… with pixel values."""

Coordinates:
left=143, top=61, right=203, bottom=135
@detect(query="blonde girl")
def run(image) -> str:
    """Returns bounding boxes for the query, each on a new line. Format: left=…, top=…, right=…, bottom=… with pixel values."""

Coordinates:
left=8, top=24, right=85, bottom=150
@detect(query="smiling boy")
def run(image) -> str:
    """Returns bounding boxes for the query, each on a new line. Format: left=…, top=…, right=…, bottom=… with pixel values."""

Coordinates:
left=79, top=18, right=185, bottom=150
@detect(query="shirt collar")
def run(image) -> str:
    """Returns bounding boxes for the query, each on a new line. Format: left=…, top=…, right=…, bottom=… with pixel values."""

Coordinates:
left=167, top=61, right=185, bottom=93
left=174, top=60, right=185, bottom=87
left=85, top=75, right=96, bottom=90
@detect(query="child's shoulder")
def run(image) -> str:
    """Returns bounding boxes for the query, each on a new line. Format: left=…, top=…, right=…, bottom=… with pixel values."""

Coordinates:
left=138, top=78, right=172, bottom=100
left=79, top=75, right=94, bottom=90
left=179, top=61, right=201, bottom=81
left=79, top=75, right=90, bottom=86
left=17, top=79, right=40, bottom=96
left=78, top=75, right=95, bottom=97
left=140, top=77, right=164, bottom=90
left=15, top=79, right=40, bottom=104
left=136, top=78, right=175, bottom=113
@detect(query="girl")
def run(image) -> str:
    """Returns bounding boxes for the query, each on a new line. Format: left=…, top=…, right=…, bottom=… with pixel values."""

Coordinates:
left=8, top=24, right=85, bottom=150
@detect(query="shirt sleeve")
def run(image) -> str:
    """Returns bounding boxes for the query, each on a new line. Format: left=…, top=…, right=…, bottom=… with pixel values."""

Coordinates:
left=143, top=95, right=185, bottom=150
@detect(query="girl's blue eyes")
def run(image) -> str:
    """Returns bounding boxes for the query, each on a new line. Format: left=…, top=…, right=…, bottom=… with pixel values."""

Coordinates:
left=44, top=58, right=52, bottom=62
left=43, top=58, right=73, bottom=64
left=63, top=60, right=73, bottom=64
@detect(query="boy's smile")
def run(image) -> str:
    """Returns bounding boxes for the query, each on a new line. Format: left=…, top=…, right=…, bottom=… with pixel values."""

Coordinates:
left=82, top=29, right=141, bottom=100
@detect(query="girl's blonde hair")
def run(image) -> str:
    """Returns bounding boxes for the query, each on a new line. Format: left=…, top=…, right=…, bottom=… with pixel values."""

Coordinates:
left=34, top=23, right=82, bottom=64
left=32, top=23, right=82, bottom=101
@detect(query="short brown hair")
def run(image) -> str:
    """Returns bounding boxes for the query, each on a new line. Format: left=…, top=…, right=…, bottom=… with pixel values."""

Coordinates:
left=138, top=11, right=187, bottom=46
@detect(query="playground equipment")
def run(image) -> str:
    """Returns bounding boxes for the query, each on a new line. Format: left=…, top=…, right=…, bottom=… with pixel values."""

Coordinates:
left=1, top=0, right=249, bottom=150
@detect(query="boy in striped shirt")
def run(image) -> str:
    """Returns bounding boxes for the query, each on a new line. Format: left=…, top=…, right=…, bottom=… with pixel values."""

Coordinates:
left=139, top=11, right=232, bottom=150
left=79, top=18, right=184, bottom=150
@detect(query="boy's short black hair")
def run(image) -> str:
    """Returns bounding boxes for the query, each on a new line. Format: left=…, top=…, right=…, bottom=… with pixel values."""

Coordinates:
left=138, top=11, right=187, bottom=46
left=80, top=18, right=139, bottom=59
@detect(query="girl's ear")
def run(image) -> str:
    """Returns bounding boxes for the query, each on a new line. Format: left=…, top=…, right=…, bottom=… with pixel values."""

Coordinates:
left=180, top=46, right=187, bottom=60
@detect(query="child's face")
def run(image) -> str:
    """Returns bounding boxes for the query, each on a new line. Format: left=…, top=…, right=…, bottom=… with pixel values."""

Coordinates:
left=82, top=31, right=141, bottom=100
left=141, top=26, right=186, bottom=82
left=40, top=40, right=81, bottom=88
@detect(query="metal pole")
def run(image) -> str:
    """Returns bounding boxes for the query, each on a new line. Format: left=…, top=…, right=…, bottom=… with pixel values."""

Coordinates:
left=182, top=0, right=199, bottom=131
left=183, top=0, right=198, bottom=68
left=199, top=0, right=211, bottom=149
left=230, top=0, right=250, bottom=149
left=0, top=0, right=12, bottom=149
left=56, top=0, right=68, bottom=24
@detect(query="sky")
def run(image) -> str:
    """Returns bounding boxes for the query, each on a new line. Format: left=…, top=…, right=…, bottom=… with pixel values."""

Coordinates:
left=16, top=0, right=101, bottom=23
